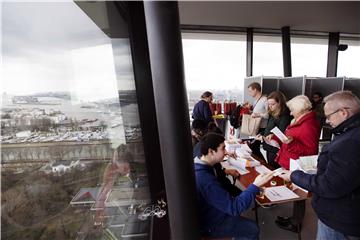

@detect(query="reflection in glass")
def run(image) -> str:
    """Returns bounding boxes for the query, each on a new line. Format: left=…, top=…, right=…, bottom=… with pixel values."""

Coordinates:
left=1, top=2, right=151, bottom=239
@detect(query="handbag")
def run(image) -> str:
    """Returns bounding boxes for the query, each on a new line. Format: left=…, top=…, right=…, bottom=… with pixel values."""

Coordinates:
left=240, top=114, right=261, bottom=136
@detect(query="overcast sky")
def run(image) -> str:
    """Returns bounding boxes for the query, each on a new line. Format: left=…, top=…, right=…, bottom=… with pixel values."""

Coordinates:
left=2, top=2, right=359, bottom=100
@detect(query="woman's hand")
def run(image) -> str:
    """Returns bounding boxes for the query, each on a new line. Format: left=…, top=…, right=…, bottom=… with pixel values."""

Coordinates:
left=265, top=134, right=274, bottom=142
left=283, top=135, right=294, bottom=144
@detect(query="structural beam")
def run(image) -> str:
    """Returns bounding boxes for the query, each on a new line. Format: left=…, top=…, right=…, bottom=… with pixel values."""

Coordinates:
left=281, top=26, right=292, bottom=77
left=327, top=32, right=340, bottom=77
left=143, top=2, right=200, bottom=239
left=246, top=28, right=253, bottom=77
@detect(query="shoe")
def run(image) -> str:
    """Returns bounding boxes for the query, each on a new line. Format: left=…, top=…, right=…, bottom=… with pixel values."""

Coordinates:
left=276, top=216, right=291, bottom=223
left=275, top=219, right=301, bottom=233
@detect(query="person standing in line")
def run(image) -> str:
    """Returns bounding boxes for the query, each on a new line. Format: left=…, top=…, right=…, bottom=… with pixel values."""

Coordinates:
left=192, top=91, right=214, bottom=125
left=261, top=91, right=292, bottom=168
left=279, top=91, right=360, bottom=239
left=247, top=82, right=268, bottom=160
left=273, top=95, right=321, bottom=233
left=194, top=133, right=274, bottom=240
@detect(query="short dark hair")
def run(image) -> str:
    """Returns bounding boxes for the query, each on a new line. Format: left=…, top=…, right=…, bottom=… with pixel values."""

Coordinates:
left=201, top=91, right=213, bottom=99
left=192, top=119, right=207, bottom=131
left=200, top=133, right=225, bottom=156
left=247, top=82, right=262, bottom=92
left=207, top=122, right=223, bottom=135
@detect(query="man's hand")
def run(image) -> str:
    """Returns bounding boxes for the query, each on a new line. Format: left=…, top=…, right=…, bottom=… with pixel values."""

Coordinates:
left=251, top=112, right=261, bottom=118
left=224, top=169, right=240, bottom=178
left=253, top=172, right=274, bottom=187
left=278, top=170, right=292, bottom=182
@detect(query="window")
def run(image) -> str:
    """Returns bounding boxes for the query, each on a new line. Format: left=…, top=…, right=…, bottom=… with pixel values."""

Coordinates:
left=253, top=35, right=283, bottom=76
left=338, top=39, right=360, bottom=78
left=182, top=33, right=246, bottom=110
left=2, top=2, right=151, bottom=239
left=291, top=36, right=328, bottom=77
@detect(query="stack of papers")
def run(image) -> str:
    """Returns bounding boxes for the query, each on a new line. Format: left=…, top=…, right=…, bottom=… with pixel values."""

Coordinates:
left=221, top=161, right=249, bottom=175
left=264, top=186, right=300, bottom=202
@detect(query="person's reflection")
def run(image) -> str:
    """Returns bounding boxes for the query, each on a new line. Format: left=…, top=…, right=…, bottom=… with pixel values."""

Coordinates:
left=94, top=147, right=130, bottom=226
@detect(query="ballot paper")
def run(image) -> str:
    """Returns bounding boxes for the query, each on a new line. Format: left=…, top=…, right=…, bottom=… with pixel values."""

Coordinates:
left=222, top=160, right=249, bottom=175
left=264, top=186, right=300, bottom=202
left=290, top=155, right=318, bottom=174
left=263, top=136, right=280, bottom=149
left=270, top=126, right=289, bottom=143
left=255, top=165, right=272, bottom=175
left=272, top=167, right=284, bottom=176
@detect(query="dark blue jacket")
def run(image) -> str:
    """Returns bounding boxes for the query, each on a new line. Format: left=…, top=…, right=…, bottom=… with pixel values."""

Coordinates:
left=291, top=112, right=360, bottom=237
left=194, top=161, right=259, bottom=232
left=192, top=100, right=213, bottom=125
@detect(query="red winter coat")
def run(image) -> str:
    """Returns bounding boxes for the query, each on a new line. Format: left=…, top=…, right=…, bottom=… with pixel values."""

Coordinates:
left=275, top=111, right=320, bottom=170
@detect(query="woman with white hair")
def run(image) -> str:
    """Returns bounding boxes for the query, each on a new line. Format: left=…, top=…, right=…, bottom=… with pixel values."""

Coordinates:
left=274, top=95, right=321, bottom=233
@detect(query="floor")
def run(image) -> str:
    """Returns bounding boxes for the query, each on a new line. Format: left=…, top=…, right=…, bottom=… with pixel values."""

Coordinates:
left=240, top=147, right=318, bottom=240
left=242, top=200, right=318, bottom=240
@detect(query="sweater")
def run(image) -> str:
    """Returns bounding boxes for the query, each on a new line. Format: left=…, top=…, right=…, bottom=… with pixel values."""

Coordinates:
left=195, top=159, right=259, bottom=231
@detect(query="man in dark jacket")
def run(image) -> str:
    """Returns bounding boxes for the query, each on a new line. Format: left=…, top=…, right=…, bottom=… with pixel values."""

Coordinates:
left=194, top=133, right=274, bottom=239
left=279, top=91, right=360, bottom=239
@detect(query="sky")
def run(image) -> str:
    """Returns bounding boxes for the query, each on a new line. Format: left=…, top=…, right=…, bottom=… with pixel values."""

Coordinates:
left=1, top=2, right=359, bottom=100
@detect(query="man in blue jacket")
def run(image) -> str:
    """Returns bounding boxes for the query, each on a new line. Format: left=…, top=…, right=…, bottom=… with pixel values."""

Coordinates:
left=195, top=133, right=274, bottom=239
left=192, top=91, right=214, bottom=125
left=279, top=91, right=360, bottom=239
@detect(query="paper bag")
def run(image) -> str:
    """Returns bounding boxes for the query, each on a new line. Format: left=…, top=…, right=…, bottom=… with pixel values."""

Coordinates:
left=240, top=114, right=261, bottom=136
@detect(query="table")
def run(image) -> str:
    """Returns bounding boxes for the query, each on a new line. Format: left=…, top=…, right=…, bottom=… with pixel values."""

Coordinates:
left=227, top=155, right=311, bottom=240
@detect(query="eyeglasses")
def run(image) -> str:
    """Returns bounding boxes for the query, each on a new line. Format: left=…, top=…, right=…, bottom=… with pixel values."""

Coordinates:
left=325, top=107, right=350, bottom=120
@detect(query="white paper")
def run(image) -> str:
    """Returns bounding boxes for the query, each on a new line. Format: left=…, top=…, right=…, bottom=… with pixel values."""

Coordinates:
left=290, top=155, right=318, bottom=174
left=264, top=186, right=300, bottom=202
left=263, top=137, right=280, bottom=149
left=222, top=160, right=249, bottom=175
left=272, top=167, right=284, bottom=176
left=270, top=126, right=289, bottom=143
left=255, top=165, right=272, bottom=175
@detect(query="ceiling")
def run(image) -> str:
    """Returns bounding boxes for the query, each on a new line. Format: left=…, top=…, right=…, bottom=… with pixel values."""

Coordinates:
left=179, top=1, right=360, bottom=36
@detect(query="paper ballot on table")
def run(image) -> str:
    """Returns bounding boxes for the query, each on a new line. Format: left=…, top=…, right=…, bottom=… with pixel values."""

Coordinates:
left=222, top=160, right=249, bottom=175
left=264, top=186, right=300, bottom=202
left=270, top=127, right=289, bottom=143
left=255, top=165, right=272, bottom=175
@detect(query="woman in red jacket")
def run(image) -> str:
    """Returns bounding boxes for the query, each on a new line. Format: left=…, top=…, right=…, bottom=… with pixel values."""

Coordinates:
left=275, top=95, right=321, bottom=170
left=274, top=95, right=321, bottom=233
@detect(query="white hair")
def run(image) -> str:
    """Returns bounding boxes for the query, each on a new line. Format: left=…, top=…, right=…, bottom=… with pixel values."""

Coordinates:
left=324, top=91, right=360, bottom=114
left=286, top=95, right=312, bottom=115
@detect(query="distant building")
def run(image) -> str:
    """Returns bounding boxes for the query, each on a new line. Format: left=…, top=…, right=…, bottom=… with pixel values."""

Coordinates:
left=51, top=160, right=80, bottom=174
left=15, top=130, right=31, bottom=138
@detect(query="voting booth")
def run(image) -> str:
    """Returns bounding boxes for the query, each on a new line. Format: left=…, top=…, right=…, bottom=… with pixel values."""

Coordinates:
left=344, top=78, right=360, bottom=98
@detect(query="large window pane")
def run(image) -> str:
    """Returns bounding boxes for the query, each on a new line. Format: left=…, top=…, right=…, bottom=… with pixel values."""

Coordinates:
left=1, top=3, right=151, bottom=239
left=338, top=39, right=360, bottom=77
left=253, top=35, right=283, bottom=76
left=182, top=33, right=246, bottom=110
left=291, top=37, right=328, bottom=77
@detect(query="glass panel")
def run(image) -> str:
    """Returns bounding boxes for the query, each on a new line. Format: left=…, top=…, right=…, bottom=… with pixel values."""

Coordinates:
left=1, top=2, right=152, bottom=239
left=182, top=33, right=246, bottom=114
left=338, top=39, right=360, bottom=78
left=291, top=36, right=328, bottom=77
left=253, top=35, right=283, bottom=76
